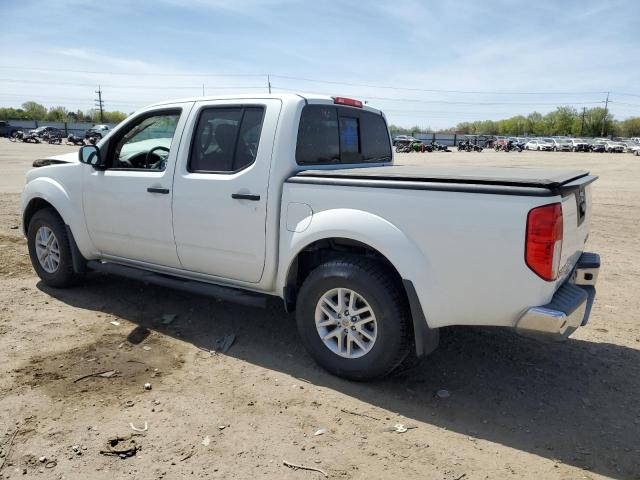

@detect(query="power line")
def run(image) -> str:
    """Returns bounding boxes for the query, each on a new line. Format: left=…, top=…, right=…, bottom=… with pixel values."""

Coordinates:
left=611, top=100, right=640, bottom=107
left=270, top=74, right=609, bottom=96
left=0, top=65, right=267, bottom=78
left=0, top=78, right=265, bottom=89
left=1, top=65, right=635, bottom=97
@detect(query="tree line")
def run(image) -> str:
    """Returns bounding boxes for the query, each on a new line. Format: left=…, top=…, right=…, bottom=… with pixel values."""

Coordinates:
left=390, top=106, right=640, bottom=138
left=0, top=101, right=129, bottom=124
left=4, top=101, right=639, bottom=137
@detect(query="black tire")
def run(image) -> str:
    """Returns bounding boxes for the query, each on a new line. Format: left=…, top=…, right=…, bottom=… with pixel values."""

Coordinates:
left=296, top=258, right=411, bottom=380
left=27, top=208, right=83, bottom=288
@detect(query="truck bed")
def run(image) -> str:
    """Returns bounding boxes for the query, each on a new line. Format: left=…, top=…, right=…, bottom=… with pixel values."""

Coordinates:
left=290, top=165, right=593, bottom=196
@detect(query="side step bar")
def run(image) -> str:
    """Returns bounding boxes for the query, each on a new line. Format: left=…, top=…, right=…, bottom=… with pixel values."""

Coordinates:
left=87, top=260, right=267, bottom=308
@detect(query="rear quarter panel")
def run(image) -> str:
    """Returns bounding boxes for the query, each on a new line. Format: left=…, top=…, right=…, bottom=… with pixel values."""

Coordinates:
left=280, top=182, right=567, bottom=329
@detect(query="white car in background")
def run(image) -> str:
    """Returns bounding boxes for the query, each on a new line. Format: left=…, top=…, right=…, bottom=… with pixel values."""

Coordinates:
left=603, top=140, right=625, bottom=153
left=85, top=124, right=111, bottom=139
left=549, top=138, right=573, bottom=151
left=620, top=141, right=640, bottom=153
left=525, top=139, right=554, bottom=151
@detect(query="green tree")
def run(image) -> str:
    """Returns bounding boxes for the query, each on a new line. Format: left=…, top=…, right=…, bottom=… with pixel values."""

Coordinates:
left=526, top=112, right=544, bottom=135
left=545, top=106, right=578, bottom=135
left=46, top=106, right=69, bottom=122
left=619, top=117, right=640, bottom=137
left=582, top=107, right=614, bottom=137
left=21, top=101, right=47, bottom=120
left=102, top=110, right=128, bottom=123
left=0, top=107, right=28, bottom=120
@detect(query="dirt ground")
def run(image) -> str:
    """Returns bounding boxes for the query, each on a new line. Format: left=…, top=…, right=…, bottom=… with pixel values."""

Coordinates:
left=0, top=138, right=638, bottom=480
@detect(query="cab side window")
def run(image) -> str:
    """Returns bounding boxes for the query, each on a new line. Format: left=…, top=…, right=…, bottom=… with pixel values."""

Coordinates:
left=110, top=111, right=181, bottom=171
left=189, top=106, right=265, bottom=173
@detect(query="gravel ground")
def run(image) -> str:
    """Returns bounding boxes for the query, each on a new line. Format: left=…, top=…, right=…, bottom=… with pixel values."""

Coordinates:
left=0, top=138, right=638, bottom=480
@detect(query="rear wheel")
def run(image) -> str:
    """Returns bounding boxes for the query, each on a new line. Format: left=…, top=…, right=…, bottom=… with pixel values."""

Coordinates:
left=296, top=258, right=411, bottom=380
left=27, top=209, right=82, bottom=288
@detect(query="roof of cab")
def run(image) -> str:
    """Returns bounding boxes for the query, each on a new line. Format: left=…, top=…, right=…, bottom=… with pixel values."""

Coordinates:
left=148, top=92, right=383, bottom=115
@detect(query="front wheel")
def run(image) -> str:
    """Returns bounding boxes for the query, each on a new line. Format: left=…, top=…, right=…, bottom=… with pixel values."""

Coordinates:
left=296, top=258, right=411, bottom=380
left=27, top=209, right=83, bottom=288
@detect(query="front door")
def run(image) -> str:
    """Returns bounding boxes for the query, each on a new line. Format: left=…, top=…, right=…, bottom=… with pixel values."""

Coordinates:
left=172, top=99, right=281, bottom=283
left=83, top=105, right=192, bottom=268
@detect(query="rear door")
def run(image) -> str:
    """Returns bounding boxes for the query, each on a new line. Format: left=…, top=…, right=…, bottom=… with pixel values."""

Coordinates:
left=171, top=99, right=281, bottom=283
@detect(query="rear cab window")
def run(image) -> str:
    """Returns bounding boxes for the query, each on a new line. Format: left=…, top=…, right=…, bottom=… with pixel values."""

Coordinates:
left=296, top=105, right=391, bottom=165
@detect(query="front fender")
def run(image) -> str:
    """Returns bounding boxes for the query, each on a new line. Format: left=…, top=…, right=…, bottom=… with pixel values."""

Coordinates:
left=22, top=175, right=95, bottom=259
left=277, top=208, right=435, bottom=323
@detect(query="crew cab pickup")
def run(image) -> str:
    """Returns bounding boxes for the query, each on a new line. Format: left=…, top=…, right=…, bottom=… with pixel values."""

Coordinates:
left=21, top=94, right=600, bottom=380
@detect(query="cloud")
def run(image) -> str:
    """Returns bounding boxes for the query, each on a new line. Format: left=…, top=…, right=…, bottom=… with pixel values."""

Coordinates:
left=159, top=0, right=293, bottom=14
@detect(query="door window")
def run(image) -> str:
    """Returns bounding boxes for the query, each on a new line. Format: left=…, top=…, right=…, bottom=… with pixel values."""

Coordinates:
left=189, top=106, right=265, bottom=173
left=110, top=110, right=181, bottom=171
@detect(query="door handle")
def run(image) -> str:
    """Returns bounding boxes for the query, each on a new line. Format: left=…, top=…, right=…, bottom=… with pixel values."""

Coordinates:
left=147, top=187, right=170, bottom=194
left=231, top=193, right=260, bottom=201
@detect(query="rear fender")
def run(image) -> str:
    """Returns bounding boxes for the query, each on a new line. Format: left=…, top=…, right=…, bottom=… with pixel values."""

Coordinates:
left=278, top=208, right=434, bottom=326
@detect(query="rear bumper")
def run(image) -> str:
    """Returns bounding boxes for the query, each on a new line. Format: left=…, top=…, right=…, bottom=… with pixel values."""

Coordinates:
left=516, top=252, right=600, bottom=341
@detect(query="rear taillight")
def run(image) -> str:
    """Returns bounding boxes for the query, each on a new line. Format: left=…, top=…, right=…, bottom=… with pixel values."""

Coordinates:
left=525, top=203, right=563, bottom=281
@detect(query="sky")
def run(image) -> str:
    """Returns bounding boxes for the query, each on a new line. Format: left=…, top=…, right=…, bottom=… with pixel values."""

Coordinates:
left=1, top=0, right=639, bottom=129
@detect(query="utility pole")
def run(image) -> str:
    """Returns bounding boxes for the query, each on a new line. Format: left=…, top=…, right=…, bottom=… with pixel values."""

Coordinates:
left=601, top=92, right=609, bottom=137
left=202, top=84, right=205, bottom=96
left=580, top=107, right=586, bottom=136
left=267, top=74, right=272, bottom=94
left=94, top=86, right=104, bottom=123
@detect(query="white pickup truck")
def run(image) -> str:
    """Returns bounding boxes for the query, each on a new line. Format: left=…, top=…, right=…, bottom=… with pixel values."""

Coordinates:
left=22, top=93, right=600, bottom=380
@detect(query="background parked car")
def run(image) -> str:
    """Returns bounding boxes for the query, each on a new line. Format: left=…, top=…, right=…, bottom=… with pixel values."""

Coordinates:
left=590, top=141, right=607, bottom=152
left=603, top=140, right=625, bottom=153
left=525, top=139, right=554, bottom=151
left=620, top=141, right=640, bottom=153
left=85, top=124, right=111, bottom=139
left=0, top=120, right=19, bottom=137
left=569, top=138, right=590, bottom=152
left=30, top=126, right=63, bottom=138
left=549, top=138, right=573, bottom=151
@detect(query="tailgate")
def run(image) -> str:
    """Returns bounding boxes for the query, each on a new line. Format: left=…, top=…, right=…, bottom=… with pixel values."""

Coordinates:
left=557, top=176, right=597, bottom=281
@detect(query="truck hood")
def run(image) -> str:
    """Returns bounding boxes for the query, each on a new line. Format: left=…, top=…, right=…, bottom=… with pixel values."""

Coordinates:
left=32, top=151, right=79, bottom=168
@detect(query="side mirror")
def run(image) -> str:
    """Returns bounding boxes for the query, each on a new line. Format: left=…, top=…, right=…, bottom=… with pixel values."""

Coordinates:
left=78, top=145, right=103, bottom=168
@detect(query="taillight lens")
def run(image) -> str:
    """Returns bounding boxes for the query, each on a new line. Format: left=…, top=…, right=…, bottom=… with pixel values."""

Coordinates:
left=525, top=203, right=563, bottom=281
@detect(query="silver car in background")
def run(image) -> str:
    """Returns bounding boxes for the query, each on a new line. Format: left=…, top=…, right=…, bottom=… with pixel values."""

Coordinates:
left=569, top=138, right=590, bottom=152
